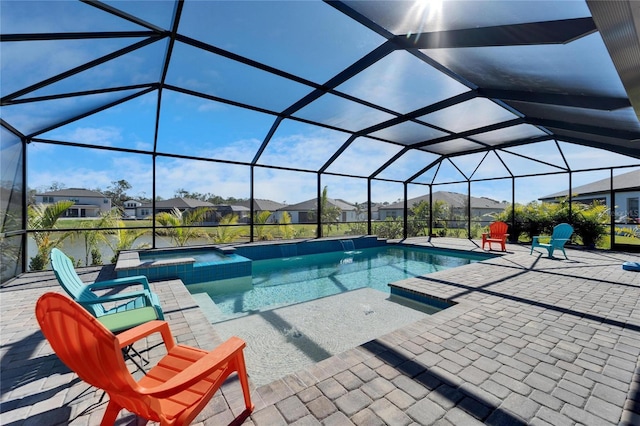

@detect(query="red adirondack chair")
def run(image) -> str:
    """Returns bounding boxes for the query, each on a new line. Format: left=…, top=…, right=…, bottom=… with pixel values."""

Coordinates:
left=35, top=292, right=253, bottom=425
left=482, top=221, right=509, bottom=251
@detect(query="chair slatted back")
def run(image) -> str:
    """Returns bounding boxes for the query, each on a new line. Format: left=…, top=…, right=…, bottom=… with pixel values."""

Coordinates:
left=35, top=293, right=137, bottom=394
left=551, top=223, right=574, bottom=245
left=50, top=248, right=105, bottom=316
left=489, top=221, right=508, bottom=238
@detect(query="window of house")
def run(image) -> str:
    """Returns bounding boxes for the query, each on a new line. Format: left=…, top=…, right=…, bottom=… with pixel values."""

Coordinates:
left=629, top=198, right=639, bottom=220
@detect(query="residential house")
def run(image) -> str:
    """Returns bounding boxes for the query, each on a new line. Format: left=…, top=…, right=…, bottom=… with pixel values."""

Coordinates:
left=369, top=203, right=381, bottom=221
left=211, top=205, right=251, bottom=223
left=236, top=199, right=287, bottom=222
left=539, top=169, right=640, bottom=223
left=274, top=197, right=357, bottom=224
left=351, top=201, right=380, bottom=221
left=34, top=188, right=111, bottom=218
left=378, top=191, right=508, bottom=225
left=122, top=199, right=142, bottom=219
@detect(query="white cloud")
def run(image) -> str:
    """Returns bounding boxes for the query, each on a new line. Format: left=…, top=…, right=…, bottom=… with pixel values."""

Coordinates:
left=62, top=126, right=123, bottom=147
left=258, top=131, right=345, bottom=170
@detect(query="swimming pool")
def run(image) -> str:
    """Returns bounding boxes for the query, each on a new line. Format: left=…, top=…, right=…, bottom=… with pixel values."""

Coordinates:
left=140, top=249, right=231, bottom=263
left=187, top=245, right=489, bottom=323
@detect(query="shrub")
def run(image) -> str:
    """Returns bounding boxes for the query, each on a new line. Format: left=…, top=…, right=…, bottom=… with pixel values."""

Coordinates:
left=346, top=222, right=367, bottom=235
left=493, top=203, right=528, bottom=242
left=572, top=201, right=608, bottom=248
left=495, top=197, right=611, bottom=248
left=374, top=217, right=403, bottom=239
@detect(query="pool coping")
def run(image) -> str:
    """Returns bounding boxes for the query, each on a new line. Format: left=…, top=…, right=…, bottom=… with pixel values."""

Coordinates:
left=114, top=250, right=197, bottom=271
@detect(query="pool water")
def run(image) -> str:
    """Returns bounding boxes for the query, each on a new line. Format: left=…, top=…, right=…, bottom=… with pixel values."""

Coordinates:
left=192, top=245, right=485, bottom=322
left=139, top=249, right=230, bottom=263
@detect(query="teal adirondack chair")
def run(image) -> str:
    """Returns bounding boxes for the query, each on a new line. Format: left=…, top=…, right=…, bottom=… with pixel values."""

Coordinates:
left=50, top=248, right=165, bottom=371
left=50, top=248, right=164, bottom=328
left=530, top=223, right=574, bottom=259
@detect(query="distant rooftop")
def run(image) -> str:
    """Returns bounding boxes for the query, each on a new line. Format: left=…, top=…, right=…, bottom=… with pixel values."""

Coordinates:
left=140, top=197, right=214, bottom=209
left=381, top=191, right=508, bottom=210
left=278, top=197, right=356, bottom=211
left=539, top=169, right=640, bottom=200
left=36, top=188, right=107, bottom=198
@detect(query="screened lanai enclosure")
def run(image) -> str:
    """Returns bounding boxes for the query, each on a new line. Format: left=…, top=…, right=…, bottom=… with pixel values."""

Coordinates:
left=1, top=0, right=640, bottom=282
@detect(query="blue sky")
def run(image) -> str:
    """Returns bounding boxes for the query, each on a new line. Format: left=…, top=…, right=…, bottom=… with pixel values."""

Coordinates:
left=3, top=1, right=638, bottom=206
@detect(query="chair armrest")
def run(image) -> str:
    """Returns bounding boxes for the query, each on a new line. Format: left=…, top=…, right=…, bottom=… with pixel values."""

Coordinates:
left=138, top=336, right=246, bottom=398
left=87, top=275, right=151, bottom=292
left=78, top=289, right=151, bottom=304
left=116, top=320, right=175, bottom=350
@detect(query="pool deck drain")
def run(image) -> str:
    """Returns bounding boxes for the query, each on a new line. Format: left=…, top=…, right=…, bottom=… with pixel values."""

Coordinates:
left=2, top=238, right=640, bottom=425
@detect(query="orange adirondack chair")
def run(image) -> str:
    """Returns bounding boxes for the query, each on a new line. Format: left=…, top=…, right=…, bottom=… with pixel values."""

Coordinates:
left=36, top=292, right=253, bottom=426
left=482, top=221, right=509, bottom=251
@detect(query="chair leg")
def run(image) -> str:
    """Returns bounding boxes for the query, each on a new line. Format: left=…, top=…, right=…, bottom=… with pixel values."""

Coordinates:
left=100, top=400, right=122, bottom=426
left=237, top=353, right=254, bottom=411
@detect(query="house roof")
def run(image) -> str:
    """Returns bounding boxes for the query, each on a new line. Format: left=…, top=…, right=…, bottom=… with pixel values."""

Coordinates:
left=213, top=204, right=251, bottom=213
left=36, top=188, right=106, bottom=198
left=236, top=199, right=287, bottom=212
left=140, top=197, right=214, bottom=209
left=277, top=197, right=356, bottom=212
left=539, top=169, right=640, bottom=200
left=380, top=191, right=508, bottom=210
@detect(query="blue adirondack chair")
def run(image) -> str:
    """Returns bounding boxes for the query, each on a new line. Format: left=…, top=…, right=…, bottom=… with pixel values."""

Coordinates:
left=50, top=248, right=164, bottom=325
left=530, top=223, right=574, bottom=259
left=50, top=248, right=166, bottom=371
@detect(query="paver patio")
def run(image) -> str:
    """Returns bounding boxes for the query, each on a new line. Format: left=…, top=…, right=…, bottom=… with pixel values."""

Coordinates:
left=1, top=238, right=639, bottom=425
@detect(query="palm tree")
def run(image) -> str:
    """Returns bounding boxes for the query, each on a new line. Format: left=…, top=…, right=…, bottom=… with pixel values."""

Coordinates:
left=72, top=208, right=122, bottom=266
left=27, top=200, right=74, bottom=270
left=254, top=210, right=273, bottom=241
left=320, top=186, right=341, bottom=236
left=432, top=199, right=449, bottom=235
left=278, top=211, right=295, bottom=239
left=212, top=213, right=239, bottom=243
left=106, top=219, right=150, bottom=264
left=410, top=200, right=430, bottom=237
left=155, top=207, right=211, bottom=247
